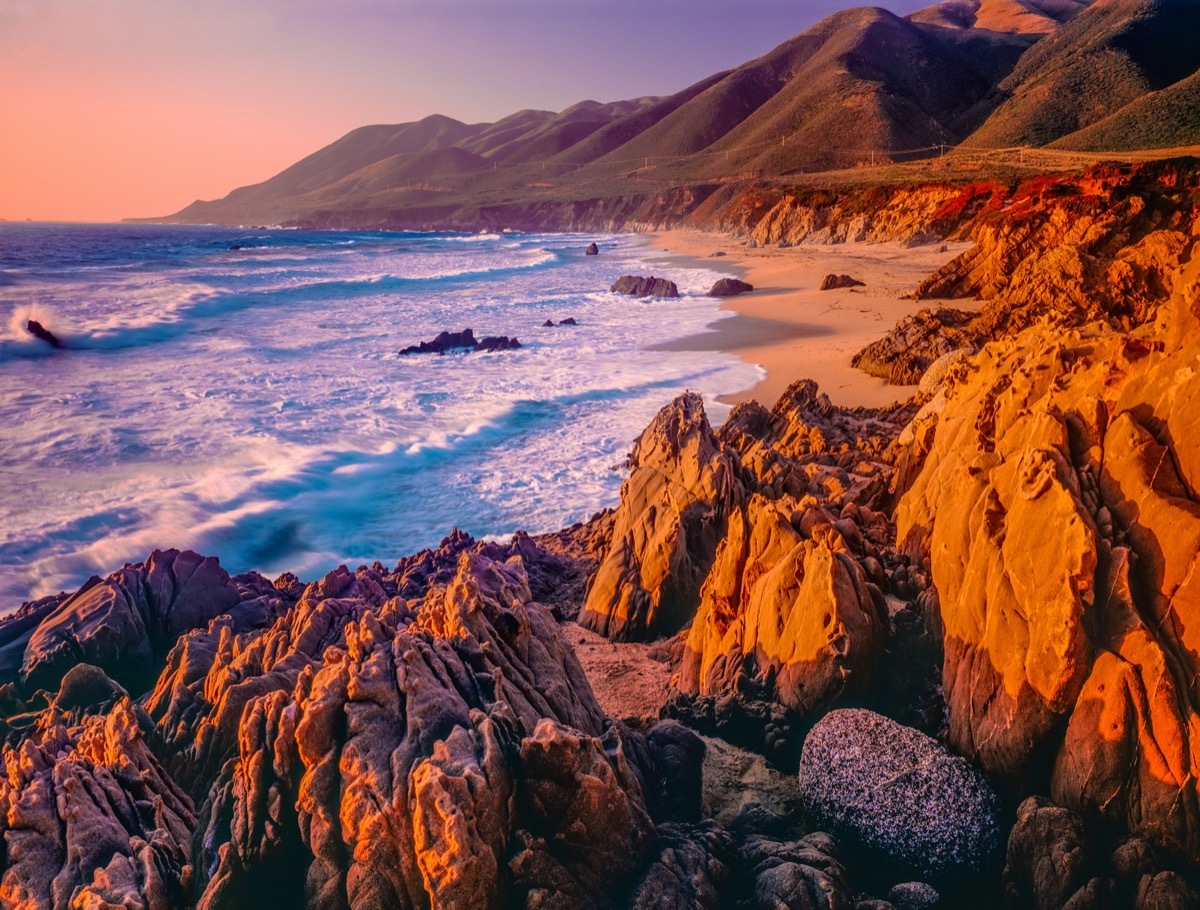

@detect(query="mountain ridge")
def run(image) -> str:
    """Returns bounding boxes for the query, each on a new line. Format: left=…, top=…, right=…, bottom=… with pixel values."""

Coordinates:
left=153, top=0, right=1200, bottom=229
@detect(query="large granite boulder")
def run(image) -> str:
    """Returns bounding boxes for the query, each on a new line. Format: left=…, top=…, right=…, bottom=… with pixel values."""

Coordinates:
left=798, top=709, right=1003, bottom=880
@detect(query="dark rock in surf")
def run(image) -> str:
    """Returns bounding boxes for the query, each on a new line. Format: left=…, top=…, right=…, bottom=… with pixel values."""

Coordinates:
left=820, top=274, right=866, bottom=291
left=399, top=328, right=521, bottom=356
left=476, top=334, right=522, bottom=353
left=25, top=319, right=62, bottom=349
left=708, top=278, right=754, bottom=297
left=585, top=243, right=599, bottom=255
left=611, top=276, right=680, bottom=299
left=543, top=320, right=556, bottom=327
left=560, top=317, right=578, bottom=325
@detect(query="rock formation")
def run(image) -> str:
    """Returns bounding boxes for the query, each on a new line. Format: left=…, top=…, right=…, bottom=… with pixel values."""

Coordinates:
left=15, top=549, right=272, bottom=694
left=707, top=278, right=753, bottom=297
left=798, top=708, right=1003, bottom=880
left=856, top=162, right=1200, bottom=386
left=897, top=254, right=1200, bottom=859
left=585, top=242, right=599, bottom=255
left=579, top=392, right=742, bottom=641
left=819, top=274, right=866, bottom=291
left=399, top=328, right=522, bottom=355
left=24, top=319, right=62, bottom=349
left=677, top=494, right=887, bottom=719
left=610, top=276, right=680, bottom=299
left=1004, top=797, right=1199, bottom=910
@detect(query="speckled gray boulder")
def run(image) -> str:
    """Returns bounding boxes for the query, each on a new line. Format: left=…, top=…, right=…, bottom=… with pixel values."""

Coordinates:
left=798, top=709, right=1002, bottom=879
left=887, top=881, right=940, bottom=909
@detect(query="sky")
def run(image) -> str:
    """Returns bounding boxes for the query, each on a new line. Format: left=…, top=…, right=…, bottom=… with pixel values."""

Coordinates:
left=0, top=0, right=926, bottom=223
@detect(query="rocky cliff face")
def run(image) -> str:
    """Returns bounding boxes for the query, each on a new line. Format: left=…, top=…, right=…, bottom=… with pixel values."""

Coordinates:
left=896, top=255, right=1200, bottom=859
left=854, top=161, right=1200, bottom=384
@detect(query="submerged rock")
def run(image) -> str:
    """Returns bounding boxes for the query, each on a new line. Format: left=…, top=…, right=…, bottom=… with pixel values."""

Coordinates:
left=399, top=328, right=522, bottom=355
left=708, top=277, right=753, bottom=297
left=798, top=708, right=1003, bottom=880
left=25, top=318, right=62, bottom=348
left=611, top=275, right=680, bottom=298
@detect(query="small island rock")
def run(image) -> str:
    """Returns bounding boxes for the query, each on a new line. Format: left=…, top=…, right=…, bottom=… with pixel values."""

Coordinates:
left=399, top=328, right=521, bottom=355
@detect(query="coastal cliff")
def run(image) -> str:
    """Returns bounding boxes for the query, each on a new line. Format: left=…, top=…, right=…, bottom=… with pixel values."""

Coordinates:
left=6, top=159, right=1200, bottom=908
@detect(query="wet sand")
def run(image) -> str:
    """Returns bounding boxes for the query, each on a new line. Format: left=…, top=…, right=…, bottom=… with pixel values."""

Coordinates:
left=645, top=230, right=978, bottom=409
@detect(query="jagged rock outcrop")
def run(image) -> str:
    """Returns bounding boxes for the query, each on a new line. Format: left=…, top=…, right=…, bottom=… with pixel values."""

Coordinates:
left=678, top=494, right=887, bottom=718
left=580, top=393, right=742, bottom=642
left=856, top=163, right=1200, bottom=387
left=851, top=307, right=977, bottom=385
left=653, top=381, right=930, bottom=758
left=897, top=254, right=1200, bottom=860
left=610, top=276, right=680, bottom=299
left=16, top=549, right=279, bottom=694
left=798, top=709, right=1004, bottom=880
left=0, top=698, right=198, bottom=910
left=1, top=547, right=743, bottom=909
left=399, top=328, right=522, bottom=355
left=707, top=278, right=753, bottom=297
left=1004, top=796, right=1199, bottom=910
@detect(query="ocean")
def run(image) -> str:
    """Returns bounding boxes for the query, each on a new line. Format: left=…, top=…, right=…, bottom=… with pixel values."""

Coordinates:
left=0, top=223, right=759, bottom=605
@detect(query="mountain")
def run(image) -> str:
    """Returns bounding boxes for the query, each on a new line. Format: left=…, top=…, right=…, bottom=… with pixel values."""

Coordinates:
left=910, top=0, right=1092, bottom=34
left=967, top=0, right=1200, bottom=147
left=156, top=0, right=1200, bottom=227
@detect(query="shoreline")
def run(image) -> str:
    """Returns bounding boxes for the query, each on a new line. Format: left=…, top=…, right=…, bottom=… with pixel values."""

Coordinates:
left=643, top=230, right=975, bottom=410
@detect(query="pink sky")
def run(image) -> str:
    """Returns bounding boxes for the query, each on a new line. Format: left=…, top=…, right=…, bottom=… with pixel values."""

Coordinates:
left=1, top=1, right=923, bottom=223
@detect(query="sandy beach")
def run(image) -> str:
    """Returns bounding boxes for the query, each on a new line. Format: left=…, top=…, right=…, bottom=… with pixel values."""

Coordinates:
left=646, top=230, right=976, bottom=409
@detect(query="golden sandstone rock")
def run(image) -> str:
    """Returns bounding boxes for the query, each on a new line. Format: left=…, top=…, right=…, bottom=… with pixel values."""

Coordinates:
left=679, top=495, right=885, bottom=716
left=580, top=392, right=742, bottom=642
left=897, top=254, right=1200, bottom=858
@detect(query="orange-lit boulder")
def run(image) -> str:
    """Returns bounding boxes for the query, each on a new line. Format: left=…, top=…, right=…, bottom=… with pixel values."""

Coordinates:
left=678, top=495, right=886, bottom=717
left=580, top=393, right=742, bottom=641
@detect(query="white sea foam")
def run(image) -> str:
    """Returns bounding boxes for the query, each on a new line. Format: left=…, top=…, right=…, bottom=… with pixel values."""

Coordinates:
left=0, top=225, right=758, bottom=605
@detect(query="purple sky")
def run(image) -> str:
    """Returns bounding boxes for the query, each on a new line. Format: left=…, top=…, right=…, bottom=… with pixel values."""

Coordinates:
left=0, top=0, right=926, bottom=221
